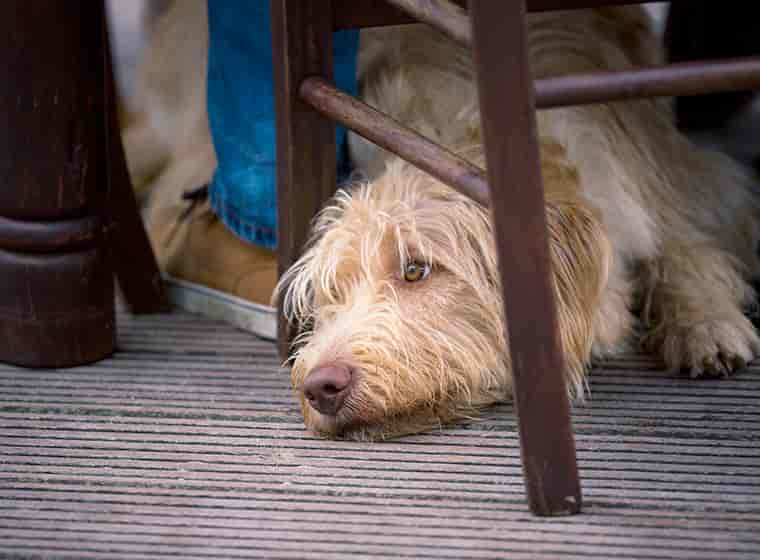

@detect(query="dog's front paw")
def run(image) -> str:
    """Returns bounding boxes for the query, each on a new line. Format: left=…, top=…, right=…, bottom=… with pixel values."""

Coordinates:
left=645, top=316, right=760, bottom=378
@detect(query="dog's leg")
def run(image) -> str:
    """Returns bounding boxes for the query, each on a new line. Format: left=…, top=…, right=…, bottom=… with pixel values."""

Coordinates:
left=591, top=258, right=635, bottom=359
left=641, top=241, right=760, bottom=376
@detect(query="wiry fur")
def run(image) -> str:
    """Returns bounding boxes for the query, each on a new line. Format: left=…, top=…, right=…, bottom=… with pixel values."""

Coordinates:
left=279, top=7, right=760, bottom=440
left=282, top=142, right=613, bottom=439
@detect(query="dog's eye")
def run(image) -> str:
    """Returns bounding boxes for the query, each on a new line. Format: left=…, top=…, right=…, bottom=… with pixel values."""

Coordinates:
left=403, top=261, right=430, bottom=283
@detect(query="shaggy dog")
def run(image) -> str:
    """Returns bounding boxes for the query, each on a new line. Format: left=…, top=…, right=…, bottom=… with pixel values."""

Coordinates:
left=125, top=4, right=760, bottom=441
left=279, top=7, right=760, bottom=439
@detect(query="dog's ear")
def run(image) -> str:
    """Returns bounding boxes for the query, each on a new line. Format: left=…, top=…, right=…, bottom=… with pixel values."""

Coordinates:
left=273, top=189, right=356, bottom=331
left=274, top=234, right=321, bottom=327
left=272, top=237, right=322, bottom=360
left=272, top=254, right=310, bottom=324
left=545, top=194, right=612, bottom=393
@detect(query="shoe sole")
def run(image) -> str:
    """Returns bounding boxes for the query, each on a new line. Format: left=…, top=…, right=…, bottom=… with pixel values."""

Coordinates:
left=163, top=274, right=276, bottom=341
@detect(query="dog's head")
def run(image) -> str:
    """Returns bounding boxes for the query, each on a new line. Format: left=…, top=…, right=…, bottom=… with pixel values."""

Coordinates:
left=276, top=155, right=509, bottom=440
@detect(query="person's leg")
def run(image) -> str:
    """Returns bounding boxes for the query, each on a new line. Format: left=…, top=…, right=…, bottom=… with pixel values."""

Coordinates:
left=206, top=0, right=359, bottom=257
left=133, top=1, right=358, bottom=309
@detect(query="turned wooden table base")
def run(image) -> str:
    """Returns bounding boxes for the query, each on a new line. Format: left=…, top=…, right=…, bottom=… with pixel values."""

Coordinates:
left=0, top=0, right=165, bottom=368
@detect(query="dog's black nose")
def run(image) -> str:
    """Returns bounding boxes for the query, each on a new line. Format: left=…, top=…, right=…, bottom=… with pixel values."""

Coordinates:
left=302, top=365, right=352, bottom=416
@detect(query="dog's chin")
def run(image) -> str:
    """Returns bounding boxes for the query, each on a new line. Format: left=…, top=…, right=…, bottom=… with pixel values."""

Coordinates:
left=301, top=398, right=473, bottom=442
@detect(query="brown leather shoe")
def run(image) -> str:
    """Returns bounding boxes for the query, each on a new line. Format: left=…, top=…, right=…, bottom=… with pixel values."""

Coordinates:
left=164, top=209, right=277, bottom=307
left=143, top=146, right=277, bottom=308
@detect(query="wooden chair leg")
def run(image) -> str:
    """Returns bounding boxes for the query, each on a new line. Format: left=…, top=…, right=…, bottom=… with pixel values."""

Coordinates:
left=270, top=0, right=338, bottom=358
left=0, top=0, right=115, bottom=368
left=104, top=25, right=168, bottom=314
left=470, top=1, right=583, bottom=516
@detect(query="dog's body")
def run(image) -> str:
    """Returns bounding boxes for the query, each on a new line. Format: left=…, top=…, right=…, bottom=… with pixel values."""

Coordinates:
left=126, top=3, right=760, bottom=441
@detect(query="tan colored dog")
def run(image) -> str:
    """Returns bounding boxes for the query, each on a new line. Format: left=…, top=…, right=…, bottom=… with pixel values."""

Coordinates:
left=125, top=4, right=760, bottom=441
left=280, top=7, right=760, bottom=439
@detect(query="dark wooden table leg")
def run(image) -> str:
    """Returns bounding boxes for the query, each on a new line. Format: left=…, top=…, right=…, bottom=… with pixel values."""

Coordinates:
left=0, top=1, right=115, bottom=368
left=470, top=0, right=583, bottom=516
left=271, top=0, right=338, bottom=358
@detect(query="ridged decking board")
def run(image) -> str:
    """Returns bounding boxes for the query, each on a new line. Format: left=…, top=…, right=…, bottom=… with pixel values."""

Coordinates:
left=0, top=308, right=759, bottom=559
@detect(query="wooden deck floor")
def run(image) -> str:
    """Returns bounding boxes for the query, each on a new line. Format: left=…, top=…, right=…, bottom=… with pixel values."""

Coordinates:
left=1, top=307, right=759, bottom=559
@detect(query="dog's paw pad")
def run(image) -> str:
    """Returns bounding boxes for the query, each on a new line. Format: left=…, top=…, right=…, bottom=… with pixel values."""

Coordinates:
left=652, top=317, right=760, bottom=378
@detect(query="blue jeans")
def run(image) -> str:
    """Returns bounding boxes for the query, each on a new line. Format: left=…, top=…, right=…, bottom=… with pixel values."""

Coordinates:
left=206, top=2, right=359, bottom=250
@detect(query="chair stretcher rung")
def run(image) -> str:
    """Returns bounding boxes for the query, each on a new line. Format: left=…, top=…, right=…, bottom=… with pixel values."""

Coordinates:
left=342, top=1, right=760, bottom=109
left=332, top=0, right=651, bottom=30
left=299, top=76, right=490, bottom=206
left=535, top=57, right=760, bottom=108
